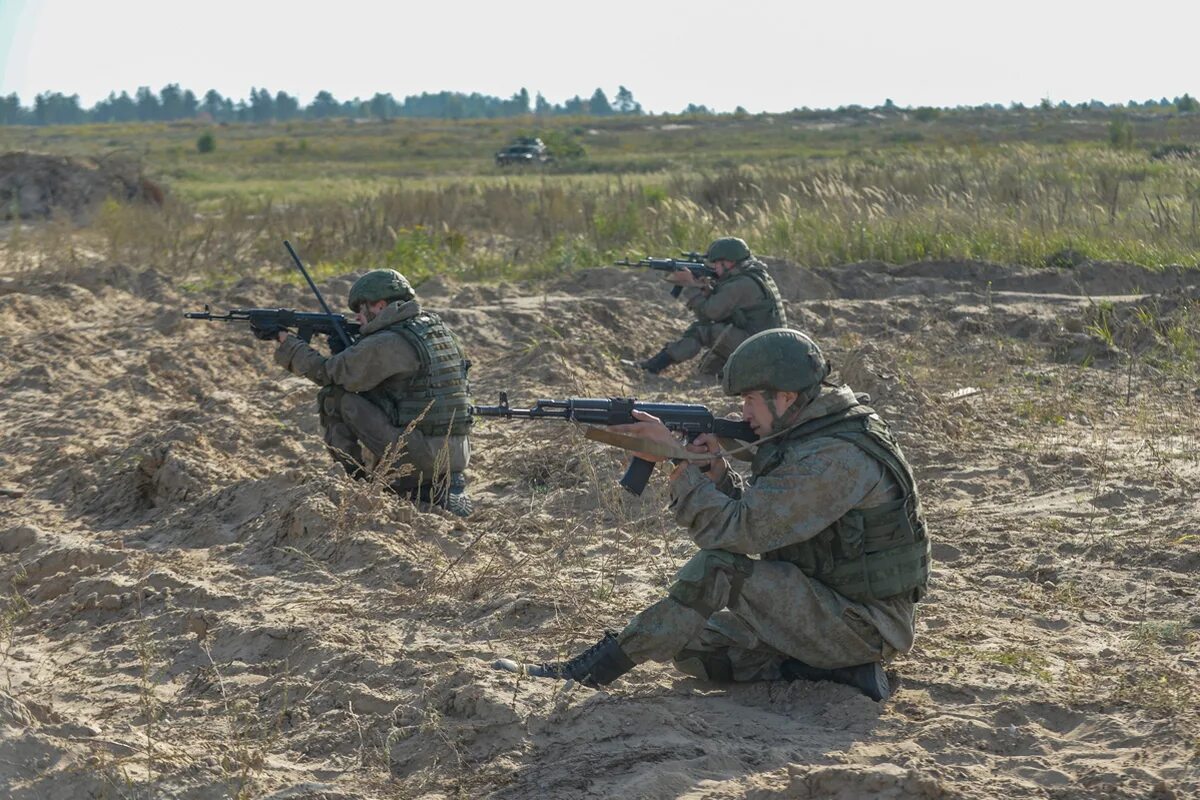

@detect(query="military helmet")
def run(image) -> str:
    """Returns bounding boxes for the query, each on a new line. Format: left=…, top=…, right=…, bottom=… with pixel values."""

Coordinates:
left=721, top=328, right=830, bottom=396
left=704, top=236, right=752, bottom=264
left=348, top=269, right=413, bottom=312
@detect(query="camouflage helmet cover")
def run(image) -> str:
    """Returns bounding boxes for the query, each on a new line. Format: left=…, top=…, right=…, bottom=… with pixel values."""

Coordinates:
left=721, top=328, right=830, bottom=396
left=348, top=269, right=414, bottom=312
left=704, top=236, right=752, bottom=264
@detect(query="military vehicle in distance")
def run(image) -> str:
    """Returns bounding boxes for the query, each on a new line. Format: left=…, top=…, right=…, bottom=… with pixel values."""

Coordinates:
left=494, top=137, right=553, bottom=166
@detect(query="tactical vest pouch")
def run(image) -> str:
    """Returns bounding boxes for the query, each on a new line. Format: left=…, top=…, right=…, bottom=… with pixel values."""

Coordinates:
left=818, top=499, right=930, bottom=602
left=726, top=298, right=778, bottom=334
left=835, top=511, right=865, bottom=559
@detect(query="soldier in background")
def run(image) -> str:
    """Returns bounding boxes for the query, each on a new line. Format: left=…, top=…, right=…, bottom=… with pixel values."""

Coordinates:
left=641, top=237, right=787, bottom=375
left=260, top=269, right=473, bottom=516
left=497, top=329, right=930, bottom=700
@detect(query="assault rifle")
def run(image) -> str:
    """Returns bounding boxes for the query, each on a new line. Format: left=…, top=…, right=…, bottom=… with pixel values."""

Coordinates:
left=472, top=392, right=757, bottom=495
left=184, top=306, right=361, bottom=351
left=185, top=240, right=359, bottom=352
left=615, top=251, right=716, bottom=297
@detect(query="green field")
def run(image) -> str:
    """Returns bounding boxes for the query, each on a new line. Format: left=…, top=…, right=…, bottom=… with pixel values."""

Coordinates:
left=3, top=109, right=1199, bottom=283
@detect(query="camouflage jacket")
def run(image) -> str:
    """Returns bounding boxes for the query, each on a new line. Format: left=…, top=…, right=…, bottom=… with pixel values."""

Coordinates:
left=275, top=299, right=425, bottom=391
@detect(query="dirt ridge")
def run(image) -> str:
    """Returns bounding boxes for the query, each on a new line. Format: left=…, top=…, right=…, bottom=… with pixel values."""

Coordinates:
left=0, top=258, right=1196, bottom=798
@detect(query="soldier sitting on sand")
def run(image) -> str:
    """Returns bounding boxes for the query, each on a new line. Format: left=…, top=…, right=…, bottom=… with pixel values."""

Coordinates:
left=640, top=237, right=787, bottom=375
left=497, top=329, right=930, bottom=700
left=258, top=269, right=473, bottom=517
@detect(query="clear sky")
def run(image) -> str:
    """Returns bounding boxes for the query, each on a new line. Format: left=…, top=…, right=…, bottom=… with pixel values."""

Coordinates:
left=0, top=0, right=1197, bottom=113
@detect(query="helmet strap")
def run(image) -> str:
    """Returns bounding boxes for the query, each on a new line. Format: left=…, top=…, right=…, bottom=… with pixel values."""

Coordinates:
left=767, top=382, right=824, bottom=434
left=764, top=389, right=795, bottom=433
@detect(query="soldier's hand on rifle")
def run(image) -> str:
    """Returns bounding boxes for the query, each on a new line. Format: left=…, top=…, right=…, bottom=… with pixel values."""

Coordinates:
left=664, top=268, right=701, bottom=287
left=250, top=321, right=284, bottom=341
left=610, top=409, right=677, bottom=463
left=686, top=433, right=727, bottom=484
left=328, top=332, right=349, bottom=354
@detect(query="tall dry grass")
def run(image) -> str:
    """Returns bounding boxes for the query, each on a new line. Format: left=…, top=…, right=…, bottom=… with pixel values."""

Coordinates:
left=5, top=146, right=1199, bottom=282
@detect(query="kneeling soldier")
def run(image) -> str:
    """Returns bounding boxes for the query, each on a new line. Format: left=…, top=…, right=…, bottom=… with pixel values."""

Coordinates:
left=641, top=236, right=787, bottom=375
left=497, top=329, right=929, bottom=699
left=265, top=269, right=473, bottom=516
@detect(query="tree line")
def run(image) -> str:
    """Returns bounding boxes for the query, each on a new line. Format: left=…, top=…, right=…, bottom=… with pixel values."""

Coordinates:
left=0, top=85, right=645, bottom=126
left=0, top=84, right=1195, bottom=126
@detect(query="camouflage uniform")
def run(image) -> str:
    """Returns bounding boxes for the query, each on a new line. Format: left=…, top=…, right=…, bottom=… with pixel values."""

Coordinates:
left=617, top=385, right=925, bottom=681
left=664, top=258, right=787, bottom=372
left=275, top=298, right=471, bottom=497
left=497, top=329, right=927, bottom=698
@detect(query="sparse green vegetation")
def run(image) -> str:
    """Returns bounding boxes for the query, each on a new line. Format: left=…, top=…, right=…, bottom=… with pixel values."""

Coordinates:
left=981, top=647, right=1053, bottom=682
left=1133, top=620, right=1189, bottom=646
left=1108, top=113, right=1134, bottom=150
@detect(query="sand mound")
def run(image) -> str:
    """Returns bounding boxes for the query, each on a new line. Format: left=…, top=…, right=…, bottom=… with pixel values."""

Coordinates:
left=755, top=762, right=946, bottom=799
left=837, top=342, right=931, bottom=427
left=760, top=256, right=838, bottom=301
left=0, top=256, right=1197, bottom=799
left=817, top=258, right=1200, bottom=300
left=0, top=151, right=164, bottom=221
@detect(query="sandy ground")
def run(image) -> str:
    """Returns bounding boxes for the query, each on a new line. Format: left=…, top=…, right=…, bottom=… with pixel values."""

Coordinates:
left=0, top=255, right=1197, bottom=799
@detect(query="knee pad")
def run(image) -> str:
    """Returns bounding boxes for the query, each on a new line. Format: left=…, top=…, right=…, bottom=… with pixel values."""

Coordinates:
left=668, top=550, right=754, bottom=618
left=317, top=386, right=347, bottom=431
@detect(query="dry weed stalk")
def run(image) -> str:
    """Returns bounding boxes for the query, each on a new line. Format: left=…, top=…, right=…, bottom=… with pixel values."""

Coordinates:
left=326, top=400, right=433, bottom=536
left=0, top=567, right=31, bottom=694
left=196, top=640, right=293, bottom=800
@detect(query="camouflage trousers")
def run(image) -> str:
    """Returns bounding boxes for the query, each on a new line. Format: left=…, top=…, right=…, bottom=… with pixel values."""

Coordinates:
left=616, top=549, right=893, bottom=682
left=317, top=386, right=470, bottom=492
left=664, top=321, right=750, bottom=374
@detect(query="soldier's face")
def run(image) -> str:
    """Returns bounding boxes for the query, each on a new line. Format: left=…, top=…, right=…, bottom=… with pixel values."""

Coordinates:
left=357, top=299, right=388, bottom=325
left=711, top=259, right=735, bottom=277
left=741, top=390, right=800, bottom=436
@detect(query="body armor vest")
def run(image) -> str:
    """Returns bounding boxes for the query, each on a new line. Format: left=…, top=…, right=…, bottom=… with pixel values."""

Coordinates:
left=363, top=312, right=473, bottom=437
left=723, top=259, right=787, bottom=334
left=753, top=405, right=929, bottom=603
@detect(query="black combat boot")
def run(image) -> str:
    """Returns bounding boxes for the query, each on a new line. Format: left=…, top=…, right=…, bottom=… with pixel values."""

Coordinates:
left=410, top=474, right=470, bottom=520
left=780, top=658, right=891, bottom=702
left=640, top=348, right=676, bottom=375
left=493, top=632, right=636, bottom=687
left=407, top=480, right=473, bottom=518
left=442, top=473, right=472, bottom=518
left=330, top=451, right=369, bottom=481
